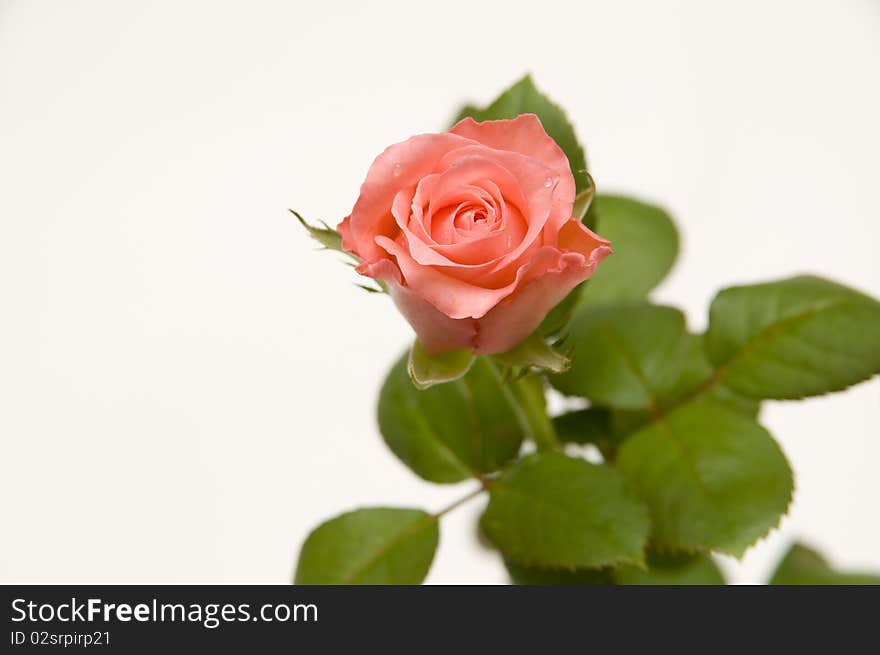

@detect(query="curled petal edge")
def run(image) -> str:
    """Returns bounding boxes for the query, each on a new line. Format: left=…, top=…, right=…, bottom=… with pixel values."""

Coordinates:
left=358, top=221, right=611, bottom=355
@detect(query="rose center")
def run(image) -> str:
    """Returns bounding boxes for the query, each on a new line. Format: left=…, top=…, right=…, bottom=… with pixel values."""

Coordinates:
left=453, top=205, right=498, bottom=238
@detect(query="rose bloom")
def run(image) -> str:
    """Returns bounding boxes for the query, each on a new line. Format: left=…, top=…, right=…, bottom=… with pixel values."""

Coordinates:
left=338, top=114, right=612, bottom=356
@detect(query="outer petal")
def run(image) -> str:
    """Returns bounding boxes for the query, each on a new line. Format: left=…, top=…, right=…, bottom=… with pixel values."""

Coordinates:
left=358, top=259, right=477, bottom=355
left=360, top=222, right=611, bottom=355
left=375, top=232, right=605, bottom=322
left=473, top=241, right=612, bottom=354
left=374, top=235, right=516, bottom=319
left=556, top=218, right=611, bottom=255
left=450, top=114, right=575, bottom=236
left=374, top=235, right=558, bottom=319
left=339, top=132, right=477, bottom=261
left=451, top=114, right=571, bottom=176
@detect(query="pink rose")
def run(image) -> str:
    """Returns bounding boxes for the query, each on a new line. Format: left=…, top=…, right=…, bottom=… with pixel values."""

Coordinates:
left=338, top=114, right=612, bottom=356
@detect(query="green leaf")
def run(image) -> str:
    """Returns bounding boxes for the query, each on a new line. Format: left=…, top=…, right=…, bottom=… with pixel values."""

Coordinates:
left=481, top=452, right=650, bottom=569
left=613, top=551, right=725, bottom=585
left=661, top=333, right=760, bottom=418
left=378, top=355, right=527, bottom=483
left=554, top=407, right=663, bottom=462
left=551, top=406, right=628, bottom=462
left=579, top=195, right=679, bottom=306
left=451, top=103, right=481, bottom=123
left=408, top=340, right=475, bottom=390
left=552, top=407, right=612, bottom=445
left=707, top=275, right=880, bottom=399
left=769, top=543, right=880, bottom=585
left=505, top=550, right=724, bottom=585
left=493, top=333, right=570, bottom=375
left=615, top=399, right=793, bottom=556
left=549, top=304, right=690, bottom=410
left=290, top=209, right=345, bottom=253
left=452, top=75, right=591, bottom=193
left=505, top=558, right=611, bottom=585
left=294, top=508, right=438, bottom=584
left=609, top=409, right=652, bottom=438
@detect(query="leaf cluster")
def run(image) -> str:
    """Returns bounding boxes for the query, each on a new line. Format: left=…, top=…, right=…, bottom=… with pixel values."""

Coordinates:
left=294, top=77, right=880, bottom=585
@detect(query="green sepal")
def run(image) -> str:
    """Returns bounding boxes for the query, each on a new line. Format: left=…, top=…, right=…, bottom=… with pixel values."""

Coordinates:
left=572, top=173, right=596, bottom=222
left=290, top=209, right=345, bottom=253
left=493, top=332, right=571, bottom=375
left=408, top=340, right=475, bottom=390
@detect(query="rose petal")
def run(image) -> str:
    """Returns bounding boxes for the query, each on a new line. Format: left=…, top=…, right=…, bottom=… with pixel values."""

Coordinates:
left=473, top=244, right=612, bottom=354
left=450, top=114, right=576, bottom=238
left=401, top=154, right=526, bottom=260
left=375, top=234, right=605, bottom=321
left=342, top=118, right=611, bottom=357
left=557, top=218, right=611, bottom=255
left=339, top=132, right=477, bottom=261
left=357, top=258, right=477, bottom=355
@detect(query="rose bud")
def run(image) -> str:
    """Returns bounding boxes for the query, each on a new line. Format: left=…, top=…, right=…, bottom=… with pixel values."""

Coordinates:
left=338, top=114, right=612, bottom=356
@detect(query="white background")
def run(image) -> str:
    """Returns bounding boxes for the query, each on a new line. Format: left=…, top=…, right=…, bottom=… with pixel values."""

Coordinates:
left=1, top=0, right=878, bottom=584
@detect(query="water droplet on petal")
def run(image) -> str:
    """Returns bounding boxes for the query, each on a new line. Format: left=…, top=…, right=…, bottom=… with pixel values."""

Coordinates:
left=544, top=176, right=555, bottom=188
left=392, top=163, right=402, bottom=177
